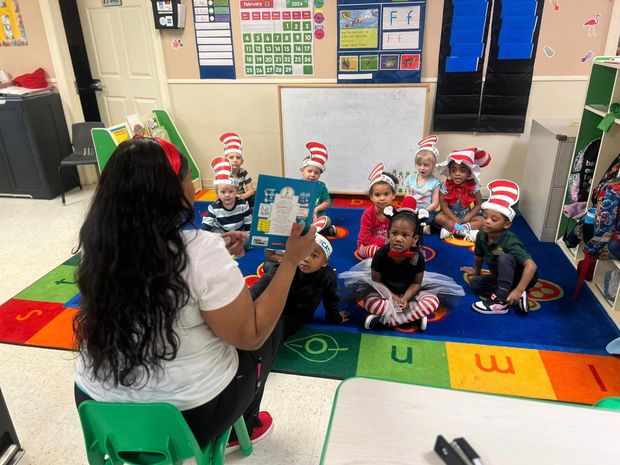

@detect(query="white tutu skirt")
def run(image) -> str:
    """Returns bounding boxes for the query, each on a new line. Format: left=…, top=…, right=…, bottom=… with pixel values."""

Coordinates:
left=338, top=259, right=464, bottom=318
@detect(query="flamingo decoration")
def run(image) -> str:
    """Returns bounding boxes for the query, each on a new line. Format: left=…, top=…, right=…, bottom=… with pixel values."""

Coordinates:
left=584, top=14, right=601, bottom=37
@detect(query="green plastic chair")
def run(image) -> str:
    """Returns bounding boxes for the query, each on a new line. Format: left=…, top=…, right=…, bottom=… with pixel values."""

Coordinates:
left=594, top=397, right=620, bottom=411
left=78, top=401, right=253, bottom=465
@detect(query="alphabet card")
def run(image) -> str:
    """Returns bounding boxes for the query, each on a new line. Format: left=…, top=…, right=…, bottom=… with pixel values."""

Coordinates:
left=337, top=0, right=426, bottom=83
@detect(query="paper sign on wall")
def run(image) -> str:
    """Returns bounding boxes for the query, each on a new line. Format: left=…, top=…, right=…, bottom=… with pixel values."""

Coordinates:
left=337, top=0, right=426, bottom=83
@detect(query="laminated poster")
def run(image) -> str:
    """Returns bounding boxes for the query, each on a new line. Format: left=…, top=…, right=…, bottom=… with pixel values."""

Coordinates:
left=240, top=0, right=315, bottom=77
left=337, top=0, right=426, bottom=83
left=250, top=175, right=319, bottom=249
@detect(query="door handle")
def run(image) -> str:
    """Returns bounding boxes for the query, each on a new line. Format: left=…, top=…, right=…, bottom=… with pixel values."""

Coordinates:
left=90, top=80, right=104, bottom=92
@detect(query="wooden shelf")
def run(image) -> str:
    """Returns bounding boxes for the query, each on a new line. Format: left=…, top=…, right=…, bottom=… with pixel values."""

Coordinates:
left=585, top=104, right=620, bottom=125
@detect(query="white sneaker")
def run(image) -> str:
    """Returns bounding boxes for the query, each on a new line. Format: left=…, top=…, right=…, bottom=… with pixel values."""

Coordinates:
left=465, top=230, right=479, bottom=243
left=418, top=316, right=428, bottom=331
left=440, top=228, right=452, bottom=240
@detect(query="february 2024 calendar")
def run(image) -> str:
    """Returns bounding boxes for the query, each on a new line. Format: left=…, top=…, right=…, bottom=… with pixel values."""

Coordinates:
left=239, top=0, right=315, bottom=77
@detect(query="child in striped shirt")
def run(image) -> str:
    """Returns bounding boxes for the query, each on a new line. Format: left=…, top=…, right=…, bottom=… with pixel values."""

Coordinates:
left=201, top=157, right=252, bottom=233
left=219, top=132, right=255, bottom=208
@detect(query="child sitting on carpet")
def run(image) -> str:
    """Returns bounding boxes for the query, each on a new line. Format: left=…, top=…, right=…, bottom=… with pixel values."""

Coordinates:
left=220, top=132, right=255, bottom=208
left=341, top=197, right=464, bottom=331
left=434, top=148, right=490, bottom=242
left=300, top=141, right=336, bottom=236
left=201, top=157, right=252, bottom=233
left=461, top=180, right=538, bottom=315
left=357, top=163, right=398, bottom=259
left=252, top=224, right=349, bottom=339
left=404, top=136, right=441, bottom=234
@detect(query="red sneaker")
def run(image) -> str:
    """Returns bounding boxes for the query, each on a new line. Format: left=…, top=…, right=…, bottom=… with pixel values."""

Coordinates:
left=226, top=411, right=273, bottom=454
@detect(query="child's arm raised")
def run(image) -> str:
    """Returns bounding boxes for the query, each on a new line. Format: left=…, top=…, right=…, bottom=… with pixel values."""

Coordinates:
left=461, top=191, right=483, bottom=224
left=506, top=258, right=537, bottom=305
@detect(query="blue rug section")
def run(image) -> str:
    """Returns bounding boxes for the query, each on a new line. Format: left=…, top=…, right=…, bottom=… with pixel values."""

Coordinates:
left=193, top=202, right=620, bottom=355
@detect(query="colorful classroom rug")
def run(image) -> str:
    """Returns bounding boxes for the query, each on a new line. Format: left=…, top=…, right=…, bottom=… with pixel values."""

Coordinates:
left=1, top=197, right=619, bottom=405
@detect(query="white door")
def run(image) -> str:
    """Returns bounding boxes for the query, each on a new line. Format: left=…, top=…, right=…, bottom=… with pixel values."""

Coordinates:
left=77, top=0, right=162, bottom=126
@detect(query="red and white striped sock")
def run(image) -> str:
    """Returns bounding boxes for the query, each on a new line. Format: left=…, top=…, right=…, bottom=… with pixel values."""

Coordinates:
left=389, top=293, right=439, bottom=326
left=364, top=293, right=388, bottom=317
left=358, top=244, right=380, bottom=259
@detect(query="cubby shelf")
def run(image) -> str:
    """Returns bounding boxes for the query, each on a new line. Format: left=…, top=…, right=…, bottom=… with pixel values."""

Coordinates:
left=556, top=58, right=620, bottom=329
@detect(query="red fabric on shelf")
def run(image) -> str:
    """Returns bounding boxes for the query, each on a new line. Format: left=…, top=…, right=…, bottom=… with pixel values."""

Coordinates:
left=13, top=68, right=47, bottom=89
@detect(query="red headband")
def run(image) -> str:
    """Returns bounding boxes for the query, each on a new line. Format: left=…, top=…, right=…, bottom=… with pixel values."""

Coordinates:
left=154, top=137, right=181, bottom=175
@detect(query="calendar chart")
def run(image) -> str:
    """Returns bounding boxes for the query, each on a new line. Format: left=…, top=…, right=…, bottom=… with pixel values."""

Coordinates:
left=240, top=0, right=315, bottom=77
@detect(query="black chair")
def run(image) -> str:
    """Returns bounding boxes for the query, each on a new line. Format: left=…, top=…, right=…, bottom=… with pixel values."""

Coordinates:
left=59, top=121, right=105, bottom=204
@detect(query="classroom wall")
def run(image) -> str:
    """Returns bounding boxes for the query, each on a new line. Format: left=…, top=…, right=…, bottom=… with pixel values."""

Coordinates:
left=168, top=77, right=585, bottom=191
left=158, top=1, right=614, bottom=191
left=0, top=0, right=55, bottom=80
left=160, top=1, right=613, bottom=80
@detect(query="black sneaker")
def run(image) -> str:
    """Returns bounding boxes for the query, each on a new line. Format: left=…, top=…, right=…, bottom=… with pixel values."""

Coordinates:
left=325, top=225, right=337, bottom=236
left=363, top=314, right=390, bottom=330
left=472, top=294, right=510, bottom=314
left=518, top=291, right=529, bottom=314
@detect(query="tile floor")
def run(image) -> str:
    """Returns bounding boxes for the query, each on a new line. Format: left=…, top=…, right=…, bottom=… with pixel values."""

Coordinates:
left=0, top=187, right=339, bottom=465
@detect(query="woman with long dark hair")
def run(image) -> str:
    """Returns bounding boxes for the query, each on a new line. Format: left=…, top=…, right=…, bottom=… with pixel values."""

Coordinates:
left=73, top=137, right=316, bottom=448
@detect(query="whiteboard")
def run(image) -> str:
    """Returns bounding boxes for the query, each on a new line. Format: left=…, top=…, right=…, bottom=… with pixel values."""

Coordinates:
left=280, top=85, right=428, bottom=193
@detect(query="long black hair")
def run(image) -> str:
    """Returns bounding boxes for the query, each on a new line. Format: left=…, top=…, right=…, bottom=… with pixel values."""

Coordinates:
left=73, top=138, right=194, bottom=386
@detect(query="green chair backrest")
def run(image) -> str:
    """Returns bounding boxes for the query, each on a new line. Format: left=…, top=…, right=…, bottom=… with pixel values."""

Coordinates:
left=78, top=401, right=209, bottom=465
left=594, top=397, right=620, bottom=411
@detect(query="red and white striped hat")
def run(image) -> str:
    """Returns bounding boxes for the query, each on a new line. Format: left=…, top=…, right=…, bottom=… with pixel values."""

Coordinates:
left=211, top=156, right=238, bottom=187
left=437, top=148, right=480, bottom=179
left=415, top=135, right=440, bottom=161
left=312, top=216, right=333, bottom=258
left=467, top=147, right=492, bottom=168
left=302, top=142, right=328, bottom=172
left=368, top=163, right=396, bottom=191
left=219, top=132, right=242, bottom=156
left=481, top=179, right=520, bottom=220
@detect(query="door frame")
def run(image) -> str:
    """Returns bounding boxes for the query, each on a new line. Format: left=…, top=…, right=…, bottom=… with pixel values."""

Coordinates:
left=39, top=0, right=171, bottom=130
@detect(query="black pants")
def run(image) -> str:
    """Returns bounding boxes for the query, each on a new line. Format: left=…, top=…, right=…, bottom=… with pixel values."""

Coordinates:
left=74, top=319, right=284, bottom=449
left=469, top=253, right=538, bottom=300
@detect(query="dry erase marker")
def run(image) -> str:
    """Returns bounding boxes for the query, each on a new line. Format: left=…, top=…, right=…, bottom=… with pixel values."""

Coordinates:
left=454, top=437, right=484, bottom=465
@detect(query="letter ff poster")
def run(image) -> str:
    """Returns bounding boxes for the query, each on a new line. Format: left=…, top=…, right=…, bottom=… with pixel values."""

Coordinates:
left=337, top=0, right=426, bottom=83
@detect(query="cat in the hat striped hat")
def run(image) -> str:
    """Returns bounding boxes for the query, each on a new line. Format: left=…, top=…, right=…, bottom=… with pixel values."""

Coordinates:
left=435, top=147, right=492, bottom=242
left=219, top=132, right=255, bottom=205
left=201, top=157, right=252, bottom=233
left=300, top=142, right=334, bottom=233
left=404, top=135, right=442, bottom=234
left=464, top=180, right=539, bottom=316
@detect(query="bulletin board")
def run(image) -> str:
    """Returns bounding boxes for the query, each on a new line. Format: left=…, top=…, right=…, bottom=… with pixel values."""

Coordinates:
left=336, top=0, right=426, bottom=84
left=279, top=85, right=429, bottom=193
left=164, top=0, right=615, bottom=80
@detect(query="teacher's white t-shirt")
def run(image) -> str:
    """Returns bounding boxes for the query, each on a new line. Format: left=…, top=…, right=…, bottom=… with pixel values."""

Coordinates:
left=75, top=230, right=244, bottom=411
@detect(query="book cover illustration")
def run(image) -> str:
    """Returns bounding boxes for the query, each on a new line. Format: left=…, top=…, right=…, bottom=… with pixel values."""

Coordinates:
left=250, top=175, right=319, bottom=250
